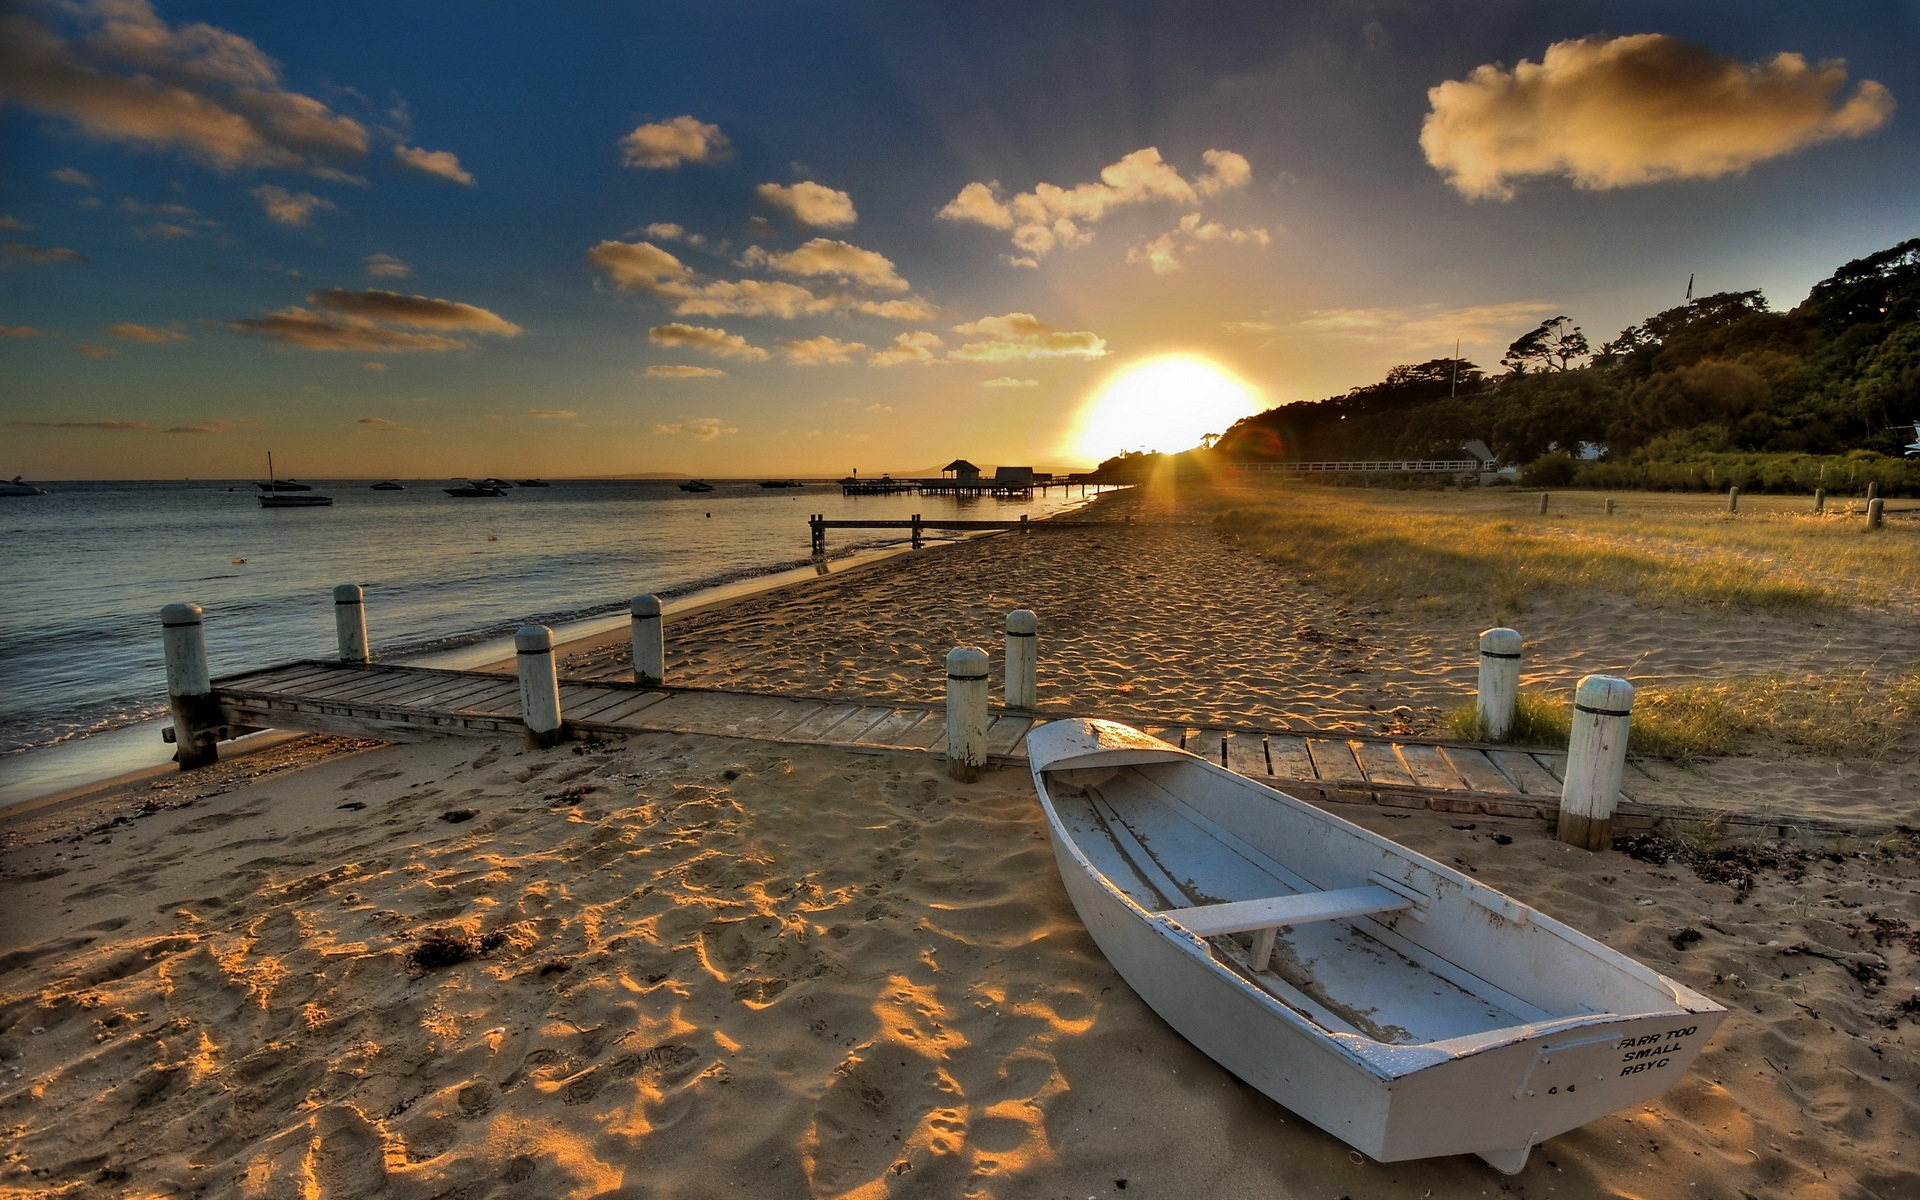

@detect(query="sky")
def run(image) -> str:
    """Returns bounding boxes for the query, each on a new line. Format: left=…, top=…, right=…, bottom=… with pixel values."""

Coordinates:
left=1, top=0, right=1914, bottom=479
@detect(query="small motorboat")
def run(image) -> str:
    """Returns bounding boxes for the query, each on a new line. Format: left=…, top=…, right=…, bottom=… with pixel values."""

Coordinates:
left=258, top=453, right=332, bottom=507
left=0, top=475, right=50, bottom=496
left=758, top=479, right=803, bottom=488
left=677, top=480, right=715, bottom=493
left=1026, top=719, right=1725, bottom=1173
left=514, top=479, right=551, bottom=487
left=445, top=481, right=508, bottom=497
left=370, top=480, right=406, bottom=490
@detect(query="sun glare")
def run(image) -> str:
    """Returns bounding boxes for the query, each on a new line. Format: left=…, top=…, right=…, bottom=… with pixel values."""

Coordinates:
left=1067, top=356, right=1262, bottom=463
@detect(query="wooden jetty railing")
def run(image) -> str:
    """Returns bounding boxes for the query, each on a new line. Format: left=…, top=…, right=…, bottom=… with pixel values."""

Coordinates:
left=809, top=513, right=1121, bottom=554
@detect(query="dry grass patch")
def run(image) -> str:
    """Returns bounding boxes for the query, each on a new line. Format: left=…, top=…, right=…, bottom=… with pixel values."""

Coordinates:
left=1207, top=486, right=1916, bottom=614
left=1441, top=670, right=1920, bottom=762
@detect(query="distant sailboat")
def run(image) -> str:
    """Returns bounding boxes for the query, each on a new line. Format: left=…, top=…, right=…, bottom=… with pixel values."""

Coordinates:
left=678, top=479, right=715, bottom=492
left=370, top=480, right=406, bottom=490
left=258, top=453, right=333, bottom=507
left=445, top=480, right=509, bottom=497
left=0, top=475, right=50, bottom=496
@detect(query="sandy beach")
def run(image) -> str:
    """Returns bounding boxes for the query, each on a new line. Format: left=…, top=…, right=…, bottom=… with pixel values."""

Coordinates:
left=4, top=482, right=1917, bottom=1199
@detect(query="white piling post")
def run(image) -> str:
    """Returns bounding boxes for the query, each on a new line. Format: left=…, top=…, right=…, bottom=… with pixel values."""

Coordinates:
left=1538, top=492, right=1550, bottom=515
left=1476, top=627, right=1522, bottom=740
left=1557, top=675, right=1635, bottom=851
left=161, top=602, right=217, bottom=768
left=946, top=645, right=989, bottom=782
left=1867, top=497, right=1885, bottom=530
left=1813, top=488, right=1825, bottom=514
left=1727, top=485, right=1740, bottom=513
left=515, top=625, right=565, bottom=748
left=630, top=593, right=664, bottom=686
left=333, top=584, right=370, bottom=662
left=1604, top=496, right=1615, bottom=516
left=1004, top=610, right=1037, bottom=709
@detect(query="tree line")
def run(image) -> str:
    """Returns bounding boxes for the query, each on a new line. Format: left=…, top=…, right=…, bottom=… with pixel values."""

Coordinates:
left=1186, top=237, right=1920, bottom=489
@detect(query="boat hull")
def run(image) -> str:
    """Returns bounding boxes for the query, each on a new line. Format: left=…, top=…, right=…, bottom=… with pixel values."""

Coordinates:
left=1028, top=719, right=1725, bottom=1172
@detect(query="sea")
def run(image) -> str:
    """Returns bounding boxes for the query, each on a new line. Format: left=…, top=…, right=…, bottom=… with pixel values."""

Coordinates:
left=0, top=478, right=1101, bottom=797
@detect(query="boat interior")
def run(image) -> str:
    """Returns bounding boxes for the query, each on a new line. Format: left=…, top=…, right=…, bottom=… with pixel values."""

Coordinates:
left=1043, top=759, right=1681, bottom=1049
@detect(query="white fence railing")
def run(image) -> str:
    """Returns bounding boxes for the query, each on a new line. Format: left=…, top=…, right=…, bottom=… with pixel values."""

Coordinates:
left=1226, top=459, right=1485, bottom=474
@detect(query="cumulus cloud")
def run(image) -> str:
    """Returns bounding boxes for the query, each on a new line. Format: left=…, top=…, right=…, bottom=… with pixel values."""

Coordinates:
left=0, top=0, right=370, bottom=172
left=308, top=288, right=522, bottom=335
left=1422, top=34, right=1896, bottom=200
left=652, top=417, right=735, bottom=440
left=741, top=238, right=908, bottom=292
left=646, top=364, right=725, bottom=378
left=1222, top=320, right=1278, bottom=334
left=526, top=409, right=576, bottom=419
left=948, top=313, right=1108, bottom=362
left=165, top=419, right=234, bottom=434
left=0, top=215, right=30, bottom=231
left=1285, top=300, right=1556, bottom=348
left=357, top=416, right=417, bottom=432
left=393, top=144, right=473, bottom=185
left=7, top=418, right=149, bottom=429
left=50, top=167, right=93, bottom=186
left=103, top=322, right=188, bottom=343
left=938, top=147, right=1253, bottom=259
left=74, top=343, right=117, bottom=357
left=1127, top=212, right=1272, bottom=274
left=3, top=241, right=89, bottom=265
left=136, top=221, right=201, bottom=239
left=252, top=185, right=334, bottom=226
left=363, top=253, right=411, bottom=278
left=1, top=324, right=52, bottom=338
left=648, top=322, right=768, bottom=361
left=620, top=116, right=729, bottom=168
left=981, top=376, right=1039, bottom=388
left=757, top=181, right=857, bottom=228
left=588, top=239, right=932, bottom=321
left=361, top=361, right=387, bottom=371
left=229, top=308, right=467, bottom=352
left=869, top=331, right=945, bottom=367
left=780, top=335, right=868, bottom=365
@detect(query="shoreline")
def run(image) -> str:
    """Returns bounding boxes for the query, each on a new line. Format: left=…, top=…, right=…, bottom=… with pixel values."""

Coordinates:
left=0, top=488, right=1122, bottom=810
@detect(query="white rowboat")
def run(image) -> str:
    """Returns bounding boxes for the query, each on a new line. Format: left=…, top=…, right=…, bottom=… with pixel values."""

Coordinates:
left=1026, top=718, right=1726, bottom=1173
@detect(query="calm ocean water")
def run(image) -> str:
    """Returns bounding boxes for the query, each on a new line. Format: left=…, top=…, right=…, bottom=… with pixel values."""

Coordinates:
left=0, top=479, right=1097, bottom=757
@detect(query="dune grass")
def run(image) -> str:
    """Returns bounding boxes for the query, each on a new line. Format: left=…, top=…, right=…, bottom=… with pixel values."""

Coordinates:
left=1208, top=485, right=1915, bottom=616
left=1440, top=670, right=1920, bottom=761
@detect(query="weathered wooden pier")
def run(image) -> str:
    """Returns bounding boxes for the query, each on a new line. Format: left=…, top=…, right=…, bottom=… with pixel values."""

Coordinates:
left=807, top=513, right=1127, bottom=554
left=152, top=594, right=1871, bottom=848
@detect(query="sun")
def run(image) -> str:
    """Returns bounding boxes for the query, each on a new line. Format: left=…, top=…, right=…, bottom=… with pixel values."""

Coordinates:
left=1066, top=355, right=1263, bottom=463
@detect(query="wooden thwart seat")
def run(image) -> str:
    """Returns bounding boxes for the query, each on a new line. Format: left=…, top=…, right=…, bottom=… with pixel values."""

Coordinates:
left=1159, top=884, right=1414, bottom=972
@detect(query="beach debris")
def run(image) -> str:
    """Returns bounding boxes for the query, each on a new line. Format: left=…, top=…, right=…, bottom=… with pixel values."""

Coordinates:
left=337, top=801, right=366, bottom=810
left=230, top=557, right=246, bottom=564
left=406, top=929, right=505, bottom=971
left=439, top=808, right=477, bottom=823
left=1670, top=927, right=1704, bottom=951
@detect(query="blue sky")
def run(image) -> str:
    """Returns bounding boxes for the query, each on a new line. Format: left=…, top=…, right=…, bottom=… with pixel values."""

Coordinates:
left=2, top=1, right=1914, bottom=478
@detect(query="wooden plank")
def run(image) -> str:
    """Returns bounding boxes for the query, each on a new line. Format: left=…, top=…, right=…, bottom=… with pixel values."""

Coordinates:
left=857, top=708, right=933, bottom=748
left=1163, top=885, right=1412, bottom=936
left=1442, top=747, right=1520, bottom=794
left=1306, top=739, right=1367, bottom=785
left=893, top=711, right=949, bottom=750
left=1144, top=725, right=1189, bottom=751
left=233, top=666, right=364, bottom=698
left=985, top=715, right=1033, bottom=756
left=1489, top=750, right=1563, bottom=797
left=1264, top=735, right=1317, bottom=782
left=450, top=682, right=523, bottom=715
left=336, top=670, right=464, bottom=706
left=393, top=675, right=512, bottom=712
left=827, top=707, right=898, bottom=744
left=1531, top=752, right=1568, bottom=783
left=1352, top=741, right=1418, bottom=789
left=1224, top=734, right=1271, bottom=778
left=1188, top=729, right=1228, bottom=766
left=784, top=703, right=864, bottom=741
left=293, top=669, right=417, bottom=701
left=566, top=687, right=658, bottom=722
left=1397, top=743, right=1466, bottom=791
left=585, top=690, right=672, bottom=726
left=224, top=662, right=341, bottom=693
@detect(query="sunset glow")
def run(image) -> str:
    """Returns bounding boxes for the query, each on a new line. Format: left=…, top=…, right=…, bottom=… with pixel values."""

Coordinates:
left=1067, top=357, right=1263, bottom=462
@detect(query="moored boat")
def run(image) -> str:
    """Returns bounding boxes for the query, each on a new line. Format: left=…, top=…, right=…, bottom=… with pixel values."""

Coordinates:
left=0, top=475, right=50, bottom=496
left=257, top=454, right=332, bottom=507
left=370, top=480, right=406, bottom=490
left=677, top=480, right=715, bottom=492
left=758, top=479, right=803, bottom=488
left=514, top=479, right=551, bottom=487
left=1025, top=718, right=1725, bottom=1173
left=445, top=480, right=508, bottom=497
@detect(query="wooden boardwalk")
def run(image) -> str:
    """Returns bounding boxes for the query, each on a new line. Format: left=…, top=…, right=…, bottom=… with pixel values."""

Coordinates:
left=205, top=660, right=1852, bottom=841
